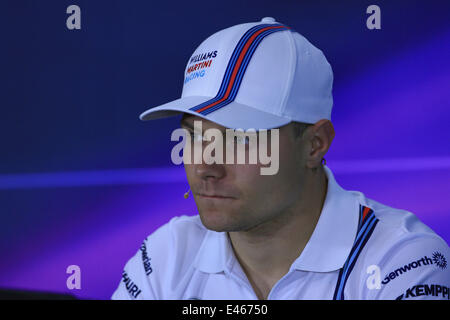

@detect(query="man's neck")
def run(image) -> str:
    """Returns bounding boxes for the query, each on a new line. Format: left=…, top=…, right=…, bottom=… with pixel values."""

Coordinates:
left=227, top=166, right=328, bottom=299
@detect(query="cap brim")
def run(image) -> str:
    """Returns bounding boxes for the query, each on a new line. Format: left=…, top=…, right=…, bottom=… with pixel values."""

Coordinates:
left=139, top=96, right=292, bottom=130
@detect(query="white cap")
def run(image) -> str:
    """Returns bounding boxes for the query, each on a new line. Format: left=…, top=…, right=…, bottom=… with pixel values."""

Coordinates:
left=139, top=17, right=333, bottom=130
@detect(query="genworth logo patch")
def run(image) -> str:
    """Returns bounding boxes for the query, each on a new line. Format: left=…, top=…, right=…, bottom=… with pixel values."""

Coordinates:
left=432, top=252, right=447, bottom=270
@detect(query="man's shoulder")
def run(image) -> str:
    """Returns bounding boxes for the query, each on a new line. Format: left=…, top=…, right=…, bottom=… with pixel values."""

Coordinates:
left=352, top=191, right=446, bottom=246
left=144, top=214, right=208, bottom=264
left=356, top=194, right=449, bottom=266
left=345, top=193, right=450, bottom=299
left=112, top=215, right=208, bottom=299
left=149, top=214, right=207, bottom=240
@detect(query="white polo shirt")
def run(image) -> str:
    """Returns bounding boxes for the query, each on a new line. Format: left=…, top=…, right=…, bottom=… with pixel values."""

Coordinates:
left=112, top=165, right=450, bottom=300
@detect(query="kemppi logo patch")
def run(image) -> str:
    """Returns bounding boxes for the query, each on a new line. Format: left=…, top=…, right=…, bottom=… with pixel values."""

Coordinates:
left=396, top=284, right=450, bottom=300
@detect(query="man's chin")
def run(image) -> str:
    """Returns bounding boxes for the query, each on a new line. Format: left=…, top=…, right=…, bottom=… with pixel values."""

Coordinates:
left=198, top=211, right=244, bottom=232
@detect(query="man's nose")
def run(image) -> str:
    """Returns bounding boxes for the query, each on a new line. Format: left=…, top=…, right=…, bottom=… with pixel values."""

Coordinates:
left=194, top=162, right=226, bottom=181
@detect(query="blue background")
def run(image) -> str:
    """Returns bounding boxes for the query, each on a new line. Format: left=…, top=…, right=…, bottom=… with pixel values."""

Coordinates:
left=0, top=0, right=449, bottom=299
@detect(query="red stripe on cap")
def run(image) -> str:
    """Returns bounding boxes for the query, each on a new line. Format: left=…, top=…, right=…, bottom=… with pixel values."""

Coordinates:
left=195, top=25, right=287, bottom=114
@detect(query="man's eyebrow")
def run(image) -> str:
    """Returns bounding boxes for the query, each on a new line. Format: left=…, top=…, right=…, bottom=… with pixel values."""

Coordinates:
left=180, top=119, right=227, bottom=135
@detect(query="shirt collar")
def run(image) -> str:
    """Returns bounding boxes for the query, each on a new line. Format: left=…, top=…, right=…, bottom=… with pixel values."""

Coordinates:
left=291, top=165, right=359, bottom=272
left=193, top=165, right=360, bottom=274
left=193, top=227, right=233, bottom=274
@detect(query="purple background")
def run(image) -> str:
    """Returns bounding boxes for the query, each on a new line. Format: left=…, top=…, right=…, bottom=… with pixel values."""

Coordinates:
left=0, top=0, right=449, bottom=299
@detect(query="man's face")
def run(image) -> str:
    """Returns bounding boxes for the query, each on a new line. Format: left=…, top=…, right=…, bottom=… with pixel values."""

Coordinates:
left=181, top=115, right=308, bottom=233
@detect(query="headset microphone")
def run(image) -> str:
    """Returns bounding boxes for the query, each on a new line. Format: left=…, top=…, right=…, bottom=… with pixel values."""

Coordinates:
left=184, top=188, right=191, bottom=199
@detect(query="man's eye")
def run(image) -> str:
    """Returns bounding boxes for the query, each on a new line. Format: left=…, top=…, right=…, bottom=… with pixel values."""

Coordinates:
left=189, top=131, right=203, bottom=142
left=235, top=135, right=250, bottom=145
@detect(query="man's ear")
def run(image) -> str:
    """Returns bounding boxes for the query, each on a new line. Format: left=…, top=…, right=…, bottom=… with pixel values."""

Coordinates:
left=305, top=119, right=335, bottom=169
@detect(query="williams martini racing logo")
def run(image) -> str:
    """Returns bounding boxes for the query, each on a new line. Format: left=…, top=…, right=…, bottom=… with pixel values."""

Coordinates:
left=184, top=50, right=218, bottom=84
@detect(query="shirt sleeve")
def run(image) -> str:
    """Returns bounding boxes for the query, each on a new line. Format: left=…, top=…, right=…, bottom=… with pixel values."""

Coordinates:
left=110, top=215, right=207, bottom=300
left=364, top=235, right=450, bottom=300
left=111, top=236, right=157, bottom=300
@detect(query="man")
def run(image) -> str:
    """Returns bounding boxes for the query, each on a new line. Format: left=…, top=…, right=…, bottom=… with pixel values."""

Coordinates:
left=112, top=17, right=450, bottom=300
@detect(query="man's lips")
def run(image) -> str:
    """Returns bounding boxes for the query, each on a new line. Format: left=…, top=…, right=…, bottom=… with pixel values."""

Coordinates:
left=196, top=193, right=236, bottom=199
